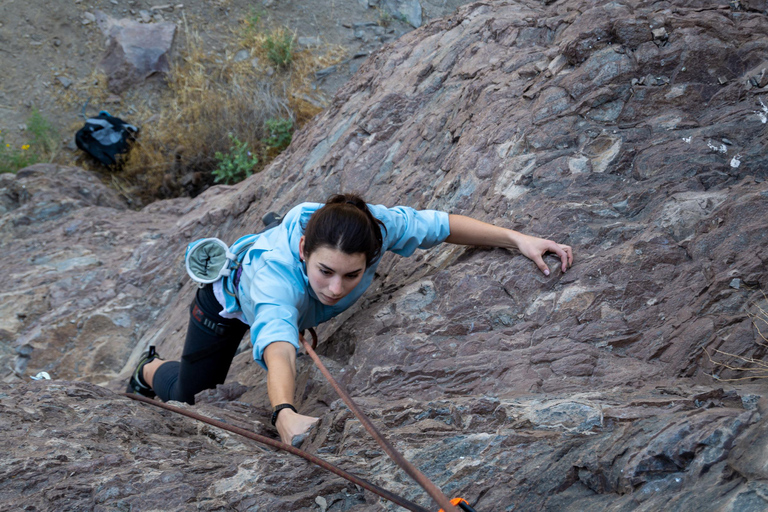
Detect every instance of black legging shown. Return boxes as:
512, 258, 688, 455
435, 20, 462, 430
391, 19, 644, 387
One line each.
152, 284, 249, 404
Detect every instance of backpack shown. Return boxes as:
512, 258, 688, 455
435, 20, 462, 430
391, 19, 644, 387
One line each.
75, 111, 138, 167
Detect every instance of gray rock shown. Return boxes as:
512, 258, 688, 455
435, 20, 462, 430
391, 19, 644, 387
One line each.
381, 0, 422, 28
95, 11, 176, 93
298, 36, 320, 47
233, 49, 250, 62
56, 76, 72, 88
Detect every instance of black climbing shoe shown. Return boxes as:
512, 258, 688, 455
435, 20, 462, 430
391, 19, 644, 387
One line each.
262, 212, 283, 230
126, 346, 159, 398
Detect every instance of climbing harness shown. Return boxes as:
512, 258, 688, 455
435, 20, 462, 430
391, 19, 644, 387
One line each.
123, 330, 475, 512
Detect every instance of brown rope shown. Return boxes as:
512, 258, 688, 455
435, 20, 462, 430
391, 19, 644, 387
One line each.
300, 334, 461, 512
122, 393, 431, 512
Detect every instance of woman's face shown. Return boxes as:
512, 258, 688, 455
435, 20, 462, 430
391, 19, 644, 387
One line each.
300, 237, 367, 306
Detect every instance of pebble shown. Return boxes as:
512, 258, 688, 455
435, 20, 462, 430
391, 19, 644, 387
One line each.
315, 65, 337, 78
234, 49, 250, 62
139, 10, 152, 23
84, 12, 96, 22
729, 278, 741, 290
57, 76, 73, 88
298, 36, 320, 47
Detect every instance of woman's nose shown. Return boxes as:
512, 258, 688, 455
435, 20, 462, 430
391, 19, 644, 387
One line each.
329, 277, 343, 295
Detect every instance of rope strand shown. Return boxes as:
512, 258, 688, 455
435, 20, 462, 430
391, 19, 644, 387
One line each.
299, 334, 461, 512
122, 393, 431, 512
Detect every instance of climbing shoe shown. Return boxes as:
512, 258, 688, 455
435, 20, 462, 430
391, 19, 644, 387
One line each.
126, 346, 160, 398
262, 212, 283, 230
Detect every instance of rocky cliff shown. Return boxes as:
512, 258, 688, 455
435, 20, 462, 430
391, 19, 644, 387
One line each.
2, 0, 768, 510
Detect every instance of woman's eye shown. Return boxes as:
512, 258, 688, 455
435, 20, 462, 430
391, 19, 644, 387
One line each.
321, 269, 332, 276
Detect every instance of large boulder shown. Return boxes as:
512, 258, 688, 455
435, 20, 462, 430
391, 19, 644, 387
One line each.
1, 0, 768, 510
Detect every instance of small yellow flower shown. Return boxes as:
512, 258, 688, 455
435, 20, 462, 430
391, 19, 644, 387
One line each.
22, 144, 30, 150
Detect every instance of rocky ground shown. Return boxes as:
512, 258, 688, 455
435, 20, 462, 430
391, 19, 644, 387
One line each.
2, 0, 768, 510
0, 0, 467, 151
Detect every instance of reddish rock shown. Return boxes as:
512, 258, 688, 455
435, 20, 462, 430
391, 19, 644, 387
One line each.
1, 0, 768, 510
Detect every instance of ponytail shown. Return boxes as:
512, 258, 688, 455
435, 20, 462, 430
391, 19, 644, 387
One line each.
303, 193, 385, 267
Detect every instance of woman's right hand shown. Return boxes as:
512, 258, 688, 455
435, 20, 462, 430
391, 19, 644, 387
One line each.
276, 408, 320, 446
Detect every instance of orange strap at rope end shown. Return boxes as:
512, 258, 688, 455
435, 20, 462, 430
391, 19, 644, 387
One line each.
439, 497, 477, 512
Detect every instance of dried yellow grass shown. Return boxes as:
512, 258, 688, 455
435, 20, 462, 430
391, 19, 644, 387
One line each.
59, 15, 346, 205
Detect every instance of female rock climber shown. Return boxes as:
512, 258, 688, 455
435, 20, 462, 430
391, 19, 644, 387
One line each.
127, 193, 573, 445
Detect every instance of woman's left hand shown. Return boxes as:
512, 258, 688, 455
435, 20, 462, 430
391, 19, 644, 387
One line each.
515, 233, 573, 276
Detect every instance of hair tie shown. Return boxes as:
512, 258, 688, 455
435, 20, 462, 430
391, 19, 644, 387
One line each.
346, 199, 358, 206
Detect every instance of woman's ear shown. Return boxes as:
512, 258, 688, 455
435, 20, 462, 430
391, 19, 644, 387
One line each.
299, 235, 306, 261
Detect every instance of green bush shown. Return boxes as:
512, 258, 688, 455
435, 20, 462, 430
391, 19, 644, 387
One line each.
213, 134, 259, 185
263, 29, 295, 68
243, 7, 264, 36
27, 109, 57, 157
264, 118, 294, 151
0, 110, 57, 174
0, 135, 37, 174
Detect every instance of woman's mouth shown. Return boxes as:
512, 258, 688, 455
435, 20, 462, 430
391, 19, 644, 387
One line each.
321, 293, 341, 304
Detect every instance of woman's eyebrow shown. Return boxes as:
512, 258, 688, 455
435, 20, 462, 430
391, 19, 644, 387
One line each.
319, 263, 364, 274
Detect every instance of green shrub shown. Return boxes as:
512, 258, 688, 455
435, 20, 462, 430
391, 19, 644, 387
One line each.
0, 110, 57, 173
27, 109, 57, 157
213, 134, 259, 184
243, 7, 264, 36
263, 29, 295, 68
0, 134, 37, 174
264, 118, 294, 151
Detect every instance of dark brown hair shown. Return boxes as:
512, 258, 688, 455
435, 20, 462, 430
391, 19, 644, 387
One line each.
303, 193, 385, 267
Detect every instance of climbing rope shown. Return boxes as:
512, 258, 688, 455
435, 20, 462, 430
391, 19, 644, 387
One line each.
123, 331, 464, 512
299, 331, 461, 512
122, 392, 431, 512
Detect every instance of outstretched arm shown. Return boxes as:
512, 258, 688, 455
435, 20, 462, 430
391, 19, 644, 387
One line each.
263, 341, 319, 445
445, 214, 573, 275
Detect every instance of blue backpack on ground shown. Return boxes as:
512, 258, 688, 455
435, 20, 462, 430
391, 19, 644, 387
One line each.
75, 111, 138, 167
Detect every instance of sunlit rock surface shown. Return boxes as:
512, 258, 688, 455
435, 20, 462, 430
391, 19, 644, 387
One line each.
2, 0, 768, 510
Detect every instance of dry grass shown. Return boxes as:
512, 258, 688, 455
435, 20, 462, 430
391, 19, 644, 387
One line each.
706, 292, 768, 381
58, 15, 346, 205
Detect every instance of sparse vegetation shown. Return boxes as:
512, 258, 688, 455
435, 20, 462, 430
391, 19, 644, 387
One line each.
0, 109, 57, 173
377, 8, 394, 28
105, 17, 345, 204
213, 134, 259, 185
264, 117, 294, 153
707, 292, 768, 381
243, 7, 264, 36
263, 28, 296, 68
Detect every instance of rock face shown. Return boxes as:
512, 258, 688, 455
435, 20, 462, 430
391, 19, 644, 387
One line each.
2, 0, 768, 510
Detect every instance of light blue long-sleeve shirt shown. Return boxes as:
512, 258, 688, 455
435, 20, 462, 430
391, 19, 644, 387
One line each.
217, 202, 450, 369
